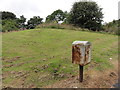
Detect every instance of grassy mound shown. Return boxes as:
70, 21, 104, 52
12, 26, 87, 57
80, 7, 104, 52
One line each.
2, 28, 118, 87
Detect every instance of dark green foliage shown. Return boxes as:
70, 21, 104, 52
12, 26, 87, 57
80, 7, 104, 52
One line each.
1, 11, 16, 20
1, 11, 19, 32
2, 19, 18, 32
0, 23, 2, 32
16, 15, 26, 29
27, 16, 43, 29
0, 13, 1, 31
0, 11, 1, 16
68, 1, 103, 31
46, 9, 67, 23
62, 11, 70, 24
1, 11, 44, 31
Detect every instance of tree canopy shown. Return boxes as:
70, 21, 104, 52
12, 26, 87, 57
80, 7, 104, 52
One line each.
1, 11, 44, 31
1, 11, 18, 32
46, 9, 67, 23
17, 15, 26, 29
68, 1, 103, 31
1, 11, 16, 20
27, 16, 43, 29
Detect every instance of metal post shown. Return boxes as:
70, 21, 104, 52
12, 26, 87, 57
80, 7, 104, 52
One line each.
79, 65, 83, 82
72, 41, 91, 83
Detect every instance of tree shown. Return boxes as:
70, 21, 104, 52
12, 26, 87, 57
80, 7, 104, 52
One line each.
0, 13, 1, 32
1, 11, 19, 32
68, 1, 103, 31
1, 11, 16, 20
17, 15, 26, 29
27, 16, 43, 29
46, 9, 67, 23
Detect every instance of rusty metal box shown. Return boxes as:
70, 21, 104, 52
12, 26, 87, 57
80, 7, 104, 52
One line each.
72, 41, 91, 66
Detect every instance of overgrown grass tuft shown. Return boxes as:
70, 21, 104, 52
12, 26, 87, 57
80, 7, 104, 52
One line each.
35, 23, 89, 31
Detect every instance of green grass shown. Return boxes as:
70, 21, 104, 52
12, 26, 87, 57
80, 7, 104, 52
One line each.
2, 28, 118, 87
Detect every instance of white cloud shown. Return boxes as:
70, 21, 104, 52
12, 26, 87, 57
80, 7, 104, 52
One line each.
94, 0, 119, 22
118, 1, 120, 19
0, 0, 119, 22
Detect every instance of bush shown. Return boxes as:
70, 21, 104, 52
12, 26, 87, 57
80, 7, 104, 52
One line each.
103, 20, 120, 35
2, 20, 18, 32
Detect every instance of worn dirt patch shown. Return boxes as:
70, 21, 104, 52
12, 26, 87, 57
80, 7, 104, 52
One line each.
45, 60, 118, 88
2, 56, 21, 62
3, 62, 24, 68
2, 59, 118, 88
2, 71, 31, 88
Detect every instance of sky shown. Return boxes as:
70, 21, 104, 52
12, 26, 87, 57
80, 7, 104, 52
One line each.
0, 0, 119, 23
